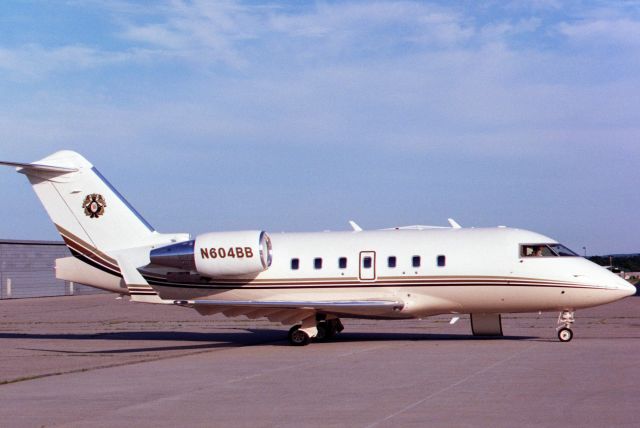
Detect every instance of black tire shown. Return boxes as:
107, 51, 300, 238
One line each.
288, 325, 300, 340
288, 325, 310, 346
558, 327, 573, 342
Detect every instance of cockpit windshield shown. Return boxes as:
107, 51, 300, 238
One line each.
521, 244, 579, 257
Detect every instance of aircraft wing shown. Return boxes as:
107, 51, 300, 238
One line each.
174, 299, 405, 323
112, 245, 405, 320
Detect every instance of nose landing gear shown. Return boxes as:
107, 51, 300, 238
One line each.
557, 310, 575, 342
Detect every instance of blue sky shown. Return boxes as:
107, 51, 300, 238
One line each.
0, 0, 639, 255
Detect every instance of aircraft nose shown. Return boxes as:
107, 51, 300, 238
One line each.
606, 273, 637, 297
621, 280, 637, 297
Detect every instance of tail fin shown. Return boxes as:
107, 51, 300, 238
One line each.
3, 150, 162, 253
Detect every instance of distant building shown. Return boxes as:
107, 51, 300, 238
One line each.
0, 240, 105, 299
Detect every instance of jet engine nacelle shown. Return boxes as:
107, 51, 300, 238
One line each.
150, 230, 272, 277
195, 230, 272, 276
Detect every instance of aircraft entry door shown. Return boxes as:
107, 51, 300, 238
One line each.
359, 251, 376, 281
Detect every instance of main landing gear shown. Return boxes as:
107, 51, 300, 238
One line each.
557, 310, 575, 342
288, 318, 344, 346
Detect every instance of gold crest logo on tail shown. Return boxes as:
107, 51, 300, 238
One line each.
82, 194, 107, 218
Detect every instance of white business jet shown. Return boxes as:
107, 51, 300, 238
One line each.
1, 151, 635, 345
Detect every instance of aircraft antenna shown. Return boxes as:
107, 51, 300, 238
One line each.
448, 218, 462, 229
349, 220, 363, 232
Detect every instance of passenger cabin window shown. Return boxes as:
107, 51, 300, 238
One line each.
338, 257, 347, 269
388, 256, 397, 268
291, 258, 299, 270
437, 255, 446, 267
363, 256, 372, 269
412, 255, 421, 268
314, 258, 323, 269
521, 244, 579, 258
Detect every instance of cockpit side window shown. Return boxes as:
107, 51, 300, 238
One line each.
521, 244, 579, 257
548, 244, 579, 257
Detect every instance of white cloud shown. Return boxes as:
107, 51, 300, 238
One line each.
479, 17, 542, 41
4, 1, 640, 79
1, 0, 640, 159
113, 1, 477, 69
559, 17, 640, 46
0, 44, 134, 79
505, 0, 563, 11
268, 1, 473, 46
123, 24, 189, 50
119, 0, 258, 68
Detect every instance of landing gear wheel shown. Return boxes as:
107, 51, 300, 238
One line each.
558, 327, 573, 342
288, 325, 310, 346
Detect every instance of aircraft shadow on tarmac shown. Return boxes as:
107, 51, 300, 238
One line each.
274, 332, 538, 345
2, 330, 284, 354
0, 330, 537, 354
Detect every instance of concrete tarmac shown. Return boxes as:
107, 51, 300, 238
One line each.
0, 294, 638, 427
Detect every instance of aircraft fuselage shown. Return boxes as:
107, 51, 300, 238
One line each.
143, 227, 633, 318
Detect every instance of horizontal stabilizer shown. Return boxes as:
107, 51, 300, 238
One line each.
0, 160, 78, 174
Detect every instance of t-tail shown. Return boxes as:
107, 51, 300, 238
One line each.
0, 150, 189, 301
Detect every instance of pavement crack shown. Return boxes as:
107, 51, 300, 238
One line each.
364, 342, 539, 428
0, 335, 285, 386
